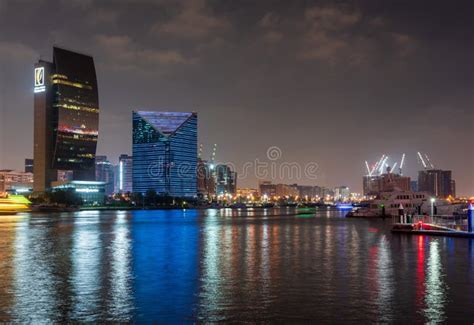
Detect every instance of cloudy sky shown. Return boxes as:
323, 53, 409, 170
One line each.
0, 0, 472, 194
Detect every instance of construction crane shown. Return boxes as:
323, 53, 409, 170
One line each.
390, 162, 398, 173
198, 143, 203, 158
424, 153, 435, 169
370, 154, 385, 176
365, 161, 372, 176
210, 144, 217, 169
379, 156, 389, 175
417, 151, 427, 169
399, 153, 405, 175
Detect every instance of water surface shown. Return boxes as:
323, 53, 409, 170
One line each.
0, 209, 473, 323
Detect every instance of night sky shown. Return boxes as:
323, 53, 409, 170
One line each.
0, 0, 472, 194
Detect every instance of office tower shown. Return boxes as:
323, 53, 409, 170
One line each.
418, 169, 454, 198
132, 111, 197, 197
95, 156, 115, 196
334, 186, 350, 201
33, 47, 99, 192
215, 164, 237, 196
197, 158, 215, 197
24, 159, 34, 173
117, 154, 133, 194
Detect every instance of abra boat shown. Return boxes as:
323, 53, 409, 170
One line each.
0, 193, 30, 215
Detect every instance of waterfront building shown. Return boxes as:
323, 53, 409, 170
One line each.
197, 158, 215, 197
275, 183, 298, 197
320, 187, 334, 200
363, 173, 411, 195
33, 47, 99, 192
236, 188, 258, 198
259, 181, 277, 197
95, 156, 115, 196
297, 185, 321, 198
51, 180, 105, 205
215, 164, 237, 196
334, 186, 350, 201
24, 159, 34, 173
418, 169, 455, 198
132, 111, 197, 197
0, 170, 34, 193
116, 154, 133, 194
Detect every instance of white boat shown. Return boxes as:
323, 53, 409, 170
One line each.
347, 190, 466, 218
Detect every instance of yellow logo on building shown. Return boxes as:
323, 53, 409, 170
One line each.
34, 67, 44, 86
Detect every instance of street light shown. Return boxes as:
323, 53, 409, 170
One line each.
430, 197, 435, 217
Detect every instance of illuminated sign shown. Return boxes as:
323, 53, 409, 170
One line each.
34, 67, 45, 93
76, 188, 99, 193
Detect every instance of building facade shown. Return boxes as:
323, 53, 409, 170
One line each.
33, 47, 99, 192
334, 186, 350, 201
0, 170, 34, 193
95, 155, 115, 196
116, 154, 133, 194
215, 164, 237, 196
24, 159, 34, 173
363, 173, 411, 195
197, 158, 215, 197
418, 169, 455, 198
132, 111, 197, 197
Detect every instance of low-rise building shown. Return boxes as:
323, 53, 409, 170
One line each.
0, 169, 34, 193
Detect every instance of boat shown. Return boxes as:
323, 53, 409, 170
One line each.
0, 193, 30, 215
347, 190, 466, 218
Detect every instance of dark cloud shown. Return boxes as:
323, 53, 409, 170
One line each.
0, 0, 472, 195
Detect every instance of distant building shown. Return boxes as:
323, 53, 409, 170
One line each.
117, 154, 133, 194
33, 47, 99, 192
259, 181, 277, 197
363, 173, 411, 195
275, 183, 298, 197
132, 111, 197, 197
95, 156, 115, 196
237, 188, 258, 197
57, 170, 73, 182
51, 180, 105, 205
215, 164, 237, 196
334, 186, 350, 201
24, 159, 34, 173
197, 158, 215, 197
320, 187, 334, 199
296, 185, 321, 198
418, 169, 454, 198
410, 180, 418, 192
0, 170, 34, 193
450, 180, 456, 198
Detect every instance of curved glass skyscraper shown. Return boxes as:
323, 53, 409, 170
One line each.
33, 47, 99, 192
132, 111, 197, 198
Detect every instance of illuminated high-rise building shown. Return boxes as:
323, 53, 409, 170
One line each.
132, 111, 197, 197
116, 154, 133, 194
215, 164, 237, 196
33, 47, 99, 192
95, 155, 115, 196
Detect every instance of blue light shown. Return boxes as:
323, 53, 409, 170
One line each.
336, 203, 353, 209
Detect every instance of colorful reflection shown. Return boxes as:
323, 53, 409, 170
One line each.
424, 240, 447, 323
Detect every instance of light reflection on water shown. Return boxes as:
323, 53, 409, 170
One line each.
0, 209, 472, 322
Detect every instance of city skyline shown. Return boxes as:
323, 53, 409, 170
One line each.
0, 0, 473, 195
